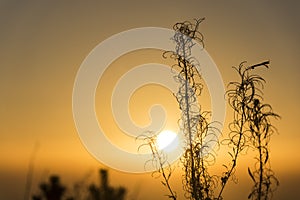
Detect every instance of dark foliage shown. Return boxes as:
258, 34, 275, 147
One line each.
32, 169, 126, 200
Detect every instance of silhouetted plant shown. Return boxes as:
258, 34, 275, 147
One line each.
32, 169, 127, 200
141, 18, 220, 200
244, 63, 279, 200
165, 18, 219, 200
32, 175, 72, 200
138, 132, 177, 200
141, 19, 279, 200
87, 169, 127, 200
217, 61, 267, 199
220, 61, 279, 200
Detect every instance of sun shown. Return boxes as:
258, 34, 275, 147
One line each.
156, 130, 179, 151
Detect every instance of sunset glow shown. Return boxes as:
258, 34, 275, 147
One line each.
1, 1, 299, 200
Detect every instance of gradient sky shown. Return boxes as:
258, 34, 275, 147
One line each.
1, 1, 299, 200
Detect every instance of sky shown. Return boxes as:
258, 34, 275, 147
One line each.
0, 0, 299, 199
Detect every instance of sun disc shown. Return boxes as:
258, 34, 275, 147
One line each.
156, 130, 178, 150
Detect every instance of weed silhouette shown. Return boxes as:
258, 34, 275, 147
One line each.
141, 19, 279, 200
32, 175, 71, 200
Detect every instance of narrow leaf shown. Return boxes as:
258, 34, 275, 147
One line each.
265, 151, 269, 164
248, 167, 255, 182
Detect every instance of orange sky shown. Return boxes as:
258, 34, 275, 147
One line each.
0, 1, 299, 200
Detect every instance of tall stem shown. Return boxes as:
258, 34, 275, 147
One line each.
180, 33, 198, 199
258, 135, 263, 200
217, 105, 246, 199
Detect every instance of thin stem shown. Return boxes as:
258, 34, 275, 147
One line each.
258, 135, 263, 200
158, 150, 177, 200
147, 139, 177, 200
217, 106, 245, 199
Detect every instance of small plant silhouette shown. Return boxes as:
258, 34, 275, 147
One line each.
88, 169, 126, 200
32, 175, 72, 200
